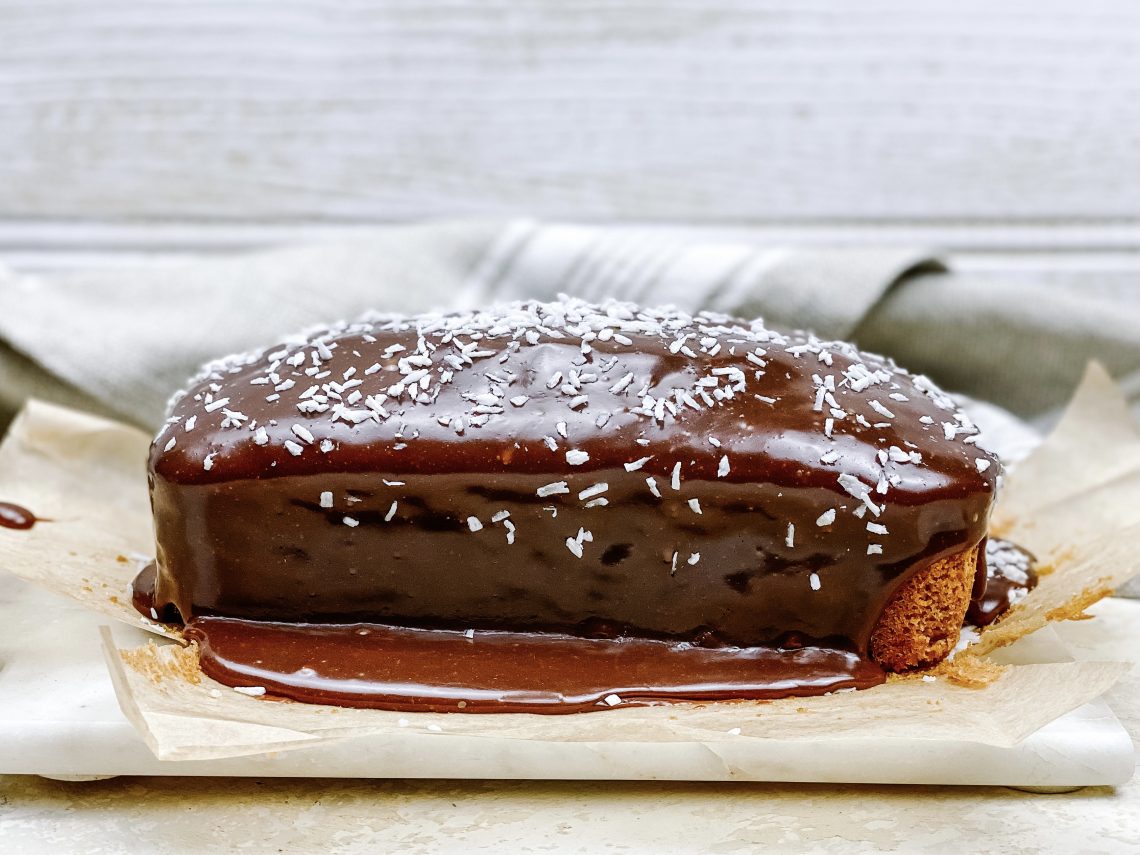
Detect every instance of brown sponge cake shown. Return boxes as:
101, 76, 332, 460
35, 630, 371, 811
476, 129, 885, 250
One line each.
140, 297, 1003, 709
871, 547, 980, 671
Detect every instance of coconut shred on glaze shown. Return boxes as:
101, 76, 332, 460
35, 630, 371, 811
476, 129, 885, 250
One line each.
138, 297, 1004, 712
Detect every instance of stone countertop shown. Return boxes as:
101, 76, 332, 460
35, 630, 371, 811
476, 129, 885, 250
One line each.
1, 599, 1137, 854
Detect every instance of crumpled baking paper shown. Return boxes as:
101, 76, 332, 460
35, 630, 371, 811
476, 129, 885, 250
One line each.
0, 363, 1136, 761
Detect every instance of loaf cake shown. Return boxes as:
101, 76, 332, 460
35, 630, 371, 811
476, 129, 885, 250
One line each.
139, 297, 1017, 711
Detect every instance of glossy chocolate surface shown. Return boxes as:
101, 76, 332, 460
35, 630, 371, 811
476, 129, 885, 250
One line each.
0, 501, 36, 531
185, 617, 884, 713
142, 298, 1001, 709
969, 538, 1038, 627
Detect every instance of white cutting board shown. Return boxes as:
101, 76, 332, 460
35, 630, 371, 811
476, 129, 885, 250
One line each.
0, 573, 1132, 786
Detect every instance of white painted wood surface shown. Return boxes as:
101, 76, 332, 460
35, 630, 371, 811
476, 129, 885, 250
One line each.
2, 221, 1137, 304
1, 0, 1138, 227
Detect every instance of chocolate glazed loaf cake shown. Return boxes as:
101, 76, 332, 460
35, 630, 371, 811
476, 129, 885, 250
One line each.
139, 297, 1021, 712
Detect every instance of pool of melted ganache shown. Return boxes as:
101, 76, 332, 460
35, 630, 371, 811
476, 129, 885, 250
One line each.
130, 539, 1035, 714
132, 564, 882, 713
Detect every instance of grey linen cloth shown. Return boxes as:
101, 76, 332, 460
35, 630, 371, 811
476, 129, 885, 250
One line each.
1, 219, 1138, 435
3, 219, 1139, 599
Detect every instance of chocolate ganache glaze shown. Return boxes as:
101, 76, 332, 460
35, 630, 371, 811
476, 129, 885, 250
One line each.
970, 539, 1038, 627
139, 297, 1001, 712
132, 561, 887, 711
0, 502, 37, 530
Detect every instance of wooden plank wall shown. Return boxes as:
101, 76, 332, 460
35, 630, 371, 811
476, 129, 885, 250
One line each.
0, 0, 1137, 289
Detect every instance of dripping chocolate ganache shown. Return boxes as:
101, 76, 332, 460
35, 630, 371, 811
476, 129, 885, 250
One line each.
138, 297, 1012, 712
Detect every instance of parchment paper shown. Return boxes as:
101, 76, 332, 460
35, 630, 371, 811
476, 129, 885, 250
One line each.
1, 363, 1138, 762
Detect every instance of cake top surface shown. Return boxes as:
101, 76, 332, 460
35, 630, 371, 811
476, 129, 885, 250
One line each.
153, 296, 998, 523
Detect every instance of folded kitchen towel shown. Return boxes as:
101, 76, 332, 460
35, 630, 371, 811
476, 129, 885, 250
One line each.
1, 219, 1138, 435
3, 219, 1139, 599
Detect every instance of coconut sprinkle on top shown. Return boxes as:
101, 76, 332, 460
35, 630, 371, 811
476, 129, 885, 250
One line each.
155, 296, 996, 575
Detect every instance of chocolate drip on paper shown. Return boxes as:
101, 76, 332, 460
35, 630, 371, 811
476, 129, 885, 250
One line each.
0, 502, 37, 531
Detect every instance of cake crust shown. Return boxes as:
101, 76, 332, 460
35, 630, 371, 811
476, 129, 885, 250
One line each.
871, 547, 979, 671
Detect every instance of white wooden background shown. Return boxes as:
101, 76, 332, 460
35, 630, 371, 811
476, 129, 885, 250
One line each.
0, 0, 1137, 291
